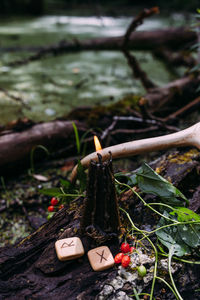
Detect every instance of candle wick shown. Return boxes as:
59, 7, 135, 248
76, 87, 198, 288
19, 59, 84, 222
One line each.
108, 151, 112, 162
97, 153, 103, 165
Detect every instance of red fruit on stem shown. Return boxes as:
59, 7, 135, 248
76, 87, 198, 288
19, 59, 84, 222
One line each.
51, 197, 59, 206
59, 204, 64, 210
121, 255, 130, 268
130, 246, 136, 253
114, 253, 124, 264
121, 242, 131, 253
48, 205, 54, 212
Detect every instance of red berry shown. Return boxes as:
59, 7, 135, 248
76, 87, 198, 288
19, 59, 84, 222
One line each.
114, 253, 124, 264
48, 205, 54, 212
59, 204, 64, 210
130, 246, 136, 253
51, 197, 59, 206
121, 255, 130, 268
121, 243, 131, 253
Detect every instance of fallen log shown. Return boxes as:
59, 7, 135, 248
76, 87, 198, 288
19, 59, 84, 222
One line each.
7, 27, 196, 66
0, 149, 199, 299
0, 120, 87, 175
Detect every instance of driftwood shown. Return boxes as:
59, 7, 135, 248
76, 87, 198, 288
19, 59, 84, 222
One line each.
7, 27, 196, 67
0, 149, 200, 299
0, 120, 87, 174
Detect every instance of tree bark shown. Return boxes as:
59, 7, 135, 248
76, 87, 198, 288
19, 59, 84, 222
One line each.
0, 120, 87, 175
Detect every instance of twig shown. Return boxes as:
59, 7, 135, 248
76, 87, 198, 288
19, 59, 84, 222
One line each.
113, 115, 179, 131
163, 96, 200, 122
122, 7, 159, 90
101, 119, 117, 140
123, 50, 156, 89
113, 115, 157, 124
111, 126, 158, 135
123, 7, 159, 49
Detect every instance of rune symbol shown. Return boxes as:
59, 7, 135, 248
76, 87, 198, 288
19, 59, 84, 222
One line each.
96, 250, 107, 263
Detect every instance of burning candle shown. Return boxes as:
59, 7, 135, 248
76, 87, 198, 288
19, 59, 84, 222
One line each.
94, 135, 102, 152
80, 136, 120, 243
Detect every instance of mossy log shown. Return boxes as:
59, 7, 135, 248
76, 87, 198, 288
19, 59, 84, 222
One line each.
0, 149, 200, 299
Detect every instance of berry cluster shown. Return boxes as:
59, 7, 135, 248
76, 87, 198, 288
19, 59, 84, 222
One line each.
47, 197, 64, 212
114, 242, 135, 268
114, 242, 147, 277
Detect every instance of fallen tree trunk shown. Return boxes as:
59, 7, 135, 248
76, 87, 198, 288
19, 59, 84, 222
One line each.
0, 149, 199, 299
7, 27, 196, 66
0, 120, 87, 174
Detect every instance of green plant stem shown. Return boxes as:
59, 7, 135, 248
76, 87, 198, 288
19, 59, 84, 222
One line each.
133, 288, 140, 300
148, 202, 176, 211
168, 248, 183, 300
60, 193, 84, 198
115, 179, 178, 224
156, 276, 179, 300
120, 207, 158, 300
72, 122, 80, 154
159, 252, 200, 264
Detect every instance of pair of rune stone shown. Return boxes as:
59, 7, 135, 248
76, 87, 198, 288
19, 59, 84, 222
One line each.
55, 237, 114, 271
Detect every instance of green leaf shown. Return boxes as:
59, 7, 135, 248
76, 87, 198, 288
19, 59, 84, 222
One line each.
157, 208, 200, 256
156, 211, 191, 257
39, 187, 62, 197
170, 207, 200, 222
47, 212, 55, 220
136, 163, 188, 206
72, 121, 80, 155
170, 207, 200, 248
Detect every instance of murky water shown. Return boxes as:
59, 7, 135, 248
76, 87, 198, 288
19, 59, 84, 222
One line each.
0, 14, 190, 124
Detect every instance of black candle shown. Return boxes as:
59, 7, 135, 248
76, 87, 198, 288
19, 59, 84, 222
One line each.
80, 151, 121, 243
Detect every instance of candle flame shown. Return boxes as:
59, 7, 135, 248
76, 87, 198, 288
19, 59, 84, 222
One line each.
94, 135, 102, 152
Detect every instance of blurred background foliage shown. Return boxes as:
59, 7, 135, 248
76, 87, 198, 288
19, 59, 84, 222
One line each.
0, 0, 199, 16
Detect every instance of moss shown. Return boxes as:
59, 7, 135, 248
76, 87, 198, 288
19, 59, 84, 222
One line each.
86, 94, 141, 126
167, 149, 200, 165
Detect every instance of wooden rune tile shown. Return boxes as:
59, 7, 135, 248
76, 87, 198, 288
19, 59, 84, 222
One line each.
87, 246, 114, 271
55, 237, 84, 261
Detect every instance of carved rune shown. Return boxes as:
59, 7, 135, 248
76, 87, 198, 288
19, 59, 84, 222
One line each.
96, 250, 107, 263
61, 241, 75, 248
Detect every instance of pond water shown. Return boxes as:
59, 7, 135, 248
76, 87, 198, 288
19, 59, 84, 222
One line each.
0, 14, 191, 125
